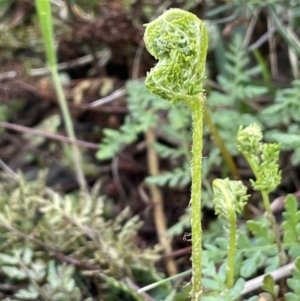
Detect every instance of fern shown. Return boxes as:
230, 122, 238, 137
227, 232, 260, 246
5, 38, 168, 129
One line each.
282, 194, 300, 258
201, 252, 245, 301
261, 274, 279, 300
97, 116, 142, 160
264, 126, 300, 165
145, 163, 190, 188
0, 172, 160, 300
243, 218, 280, 275
210, 34, 268, 107
261, 80, 300, 165
286, 257, 300, 301
97, 80, 196, 189
151, 142, 186, 159
261, 80, 300, 126
207, 34, 266, 155
97, 81, 166, 160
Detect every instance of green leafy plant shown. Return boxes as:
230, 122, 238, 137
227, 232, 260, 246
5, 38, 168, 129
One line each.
237, 123, 286, 267
207, 33, 267, 155
261, 80, 300, 165
137, 123, 300, 300
212, 178, 249, 288
286, 257, 300, 301
144, 8, 208, 300
97, 81, 170, 160
97, 79, 198, 190
0, 171, 160, 300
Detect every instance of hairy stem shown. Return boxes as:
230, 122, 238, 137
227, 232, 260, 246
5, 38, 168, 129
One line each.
243, 153, 286, 266
212, 179, 237, 288
227, 208, 237, 288
261, 191, 286, 266
190, 96, 204, 300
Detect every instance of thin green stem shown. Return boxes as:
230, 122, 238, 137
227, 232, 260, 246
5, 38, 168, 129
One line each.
35, 0, 87, 192
227, 207, 236, 288
243, 153, 286, 267
137, 270, 192, 293
50, 66, 87, 191
190, 96, 204, 301
212, 179, 236, 289
261, 191, 286, 266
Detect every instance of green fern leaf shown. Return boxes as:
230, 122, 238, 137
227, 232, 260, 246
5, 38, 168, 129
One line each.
152, 142, 185, 159
262, 274, 279, 299
286, 257, 300, 301
282, 194, 300, 257
145, 164, 190, 187
246, 219, 275, 245
261, 80, 300, 126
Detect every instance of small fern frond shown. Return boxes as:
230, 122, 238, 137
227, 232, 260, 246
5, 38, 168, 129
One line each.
286, 257, 300, 301
261, 80, 300, 126
211, 33, 268, 107
282, 194, 300, 257
145, 163, 190, 187
152, 142, 185, 159
97, 81, 168, 160
201, 252, 245, 301
96, 116, 141, 160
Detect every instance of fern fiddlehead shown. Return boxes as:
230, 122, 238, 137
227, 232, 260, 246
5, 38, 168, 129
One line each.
212, 178, 249, 288
144, 9, 208, 300
237, 124, 286, 267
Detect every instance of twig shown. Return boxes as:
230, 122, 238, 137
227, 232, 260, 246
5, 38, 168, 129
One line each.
0, 159, 19, 180
241, 262, 295, 295
29, 49, 111, 77
126, 279, 158, 301
90, 77, 145, 107
0, 121, 99, 149
0, 71, 18, 81
145, 129, 178, 276
268, 15, 278, 77
247, 26, 277, 51
242, 9, 260, 49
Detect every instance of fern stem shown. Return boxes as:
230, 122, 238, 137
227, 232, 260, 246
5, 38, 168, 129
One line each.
190, 96, 204, 300
243, 152, 286, 267
212, 179, 236, 288
261, 191, 286, 266
227, 210, 237, 289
